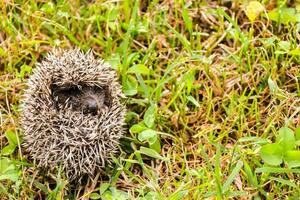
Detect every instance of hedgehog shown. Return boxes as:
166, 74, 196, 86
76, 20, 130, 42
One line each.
21, 49, 126, 181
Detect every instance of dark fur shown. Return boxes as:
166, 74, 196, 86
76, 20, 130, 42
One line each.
51, 84, 111, 115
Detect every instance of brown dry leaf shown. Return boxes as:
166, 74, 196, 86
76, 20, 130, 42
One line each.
157, 34, 170, 49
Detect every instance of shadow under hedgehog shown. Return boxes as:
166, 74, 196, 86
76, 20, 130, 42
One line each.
21, 49, 126, 181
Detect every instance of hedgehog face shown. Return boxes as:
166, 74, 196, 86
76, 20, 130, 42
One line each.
51, 84, 111, 115
21, 49, 126, 180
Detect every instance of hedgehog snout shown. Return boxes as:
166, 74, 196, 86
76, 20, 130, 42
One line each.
82, 96, 99, 115
51, 84, 110, 115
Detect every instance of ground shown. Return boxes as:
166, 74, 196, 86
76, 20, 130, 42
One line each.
1, 0, 300, 199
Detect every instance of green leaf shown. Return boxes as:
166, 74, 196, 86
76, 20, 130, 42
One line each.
150, 139, 161, 153
108, 7, 118, 21
0, 172, 19, 182
100, 183, 110, 195
101, 191, 113, 199
268, 77, 279, 93
278, 41, 290, 52
0, 158, 19, 182
138, 129, 157, 145
276, 127, 295, 152
168, 190, 188, 200
267, 8, 281, 23
295, 127, 300, 140
243, 160, 258, 187
279, 8, 297, 23
285, 150, 300, 168
1, 130, 18, 155
182, 4, 193, 34
238, 136, 269, 144
260, 143, 283, 166
186, 95, 200, 107
41, 2, 55, 13
139, 147, 167, 161
125, 111, 139, 122
109, 187, 128, 200
222, 160, 243, 192
127, 64, 150, 75
167, 23, 191, 51
268, 7, 299, 24
268, 177, 297, 188
130, 123, 148, 134
107, 54, 121, 70
0, 158, 11, 172
0, 47, 6, 56
123, 75, 138, 96
5, 130, 18, 146
1, 144, 16, 155
90, 193, 101, 199
183, 72, 195, 94
32, 180, 48, 193
143, 104, 157, 128
18, 64, 32, 79
143, 191, 162, 200
289, 49, 300, 56
245, 1, 264, 22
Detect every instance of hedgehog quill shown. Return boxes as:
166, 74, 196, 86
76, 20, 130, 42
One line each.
21, 49, 126, 180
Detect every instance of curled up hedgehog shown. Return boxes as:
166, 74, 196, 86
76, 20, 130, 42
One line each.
21, 49, 126, 181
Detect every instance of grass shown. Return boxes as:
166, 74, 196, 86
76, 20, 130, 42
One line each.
1, 0, 300, 199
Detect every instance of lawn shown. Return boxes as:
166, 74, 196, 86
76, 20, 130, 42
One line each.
1, 0, 300, 199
